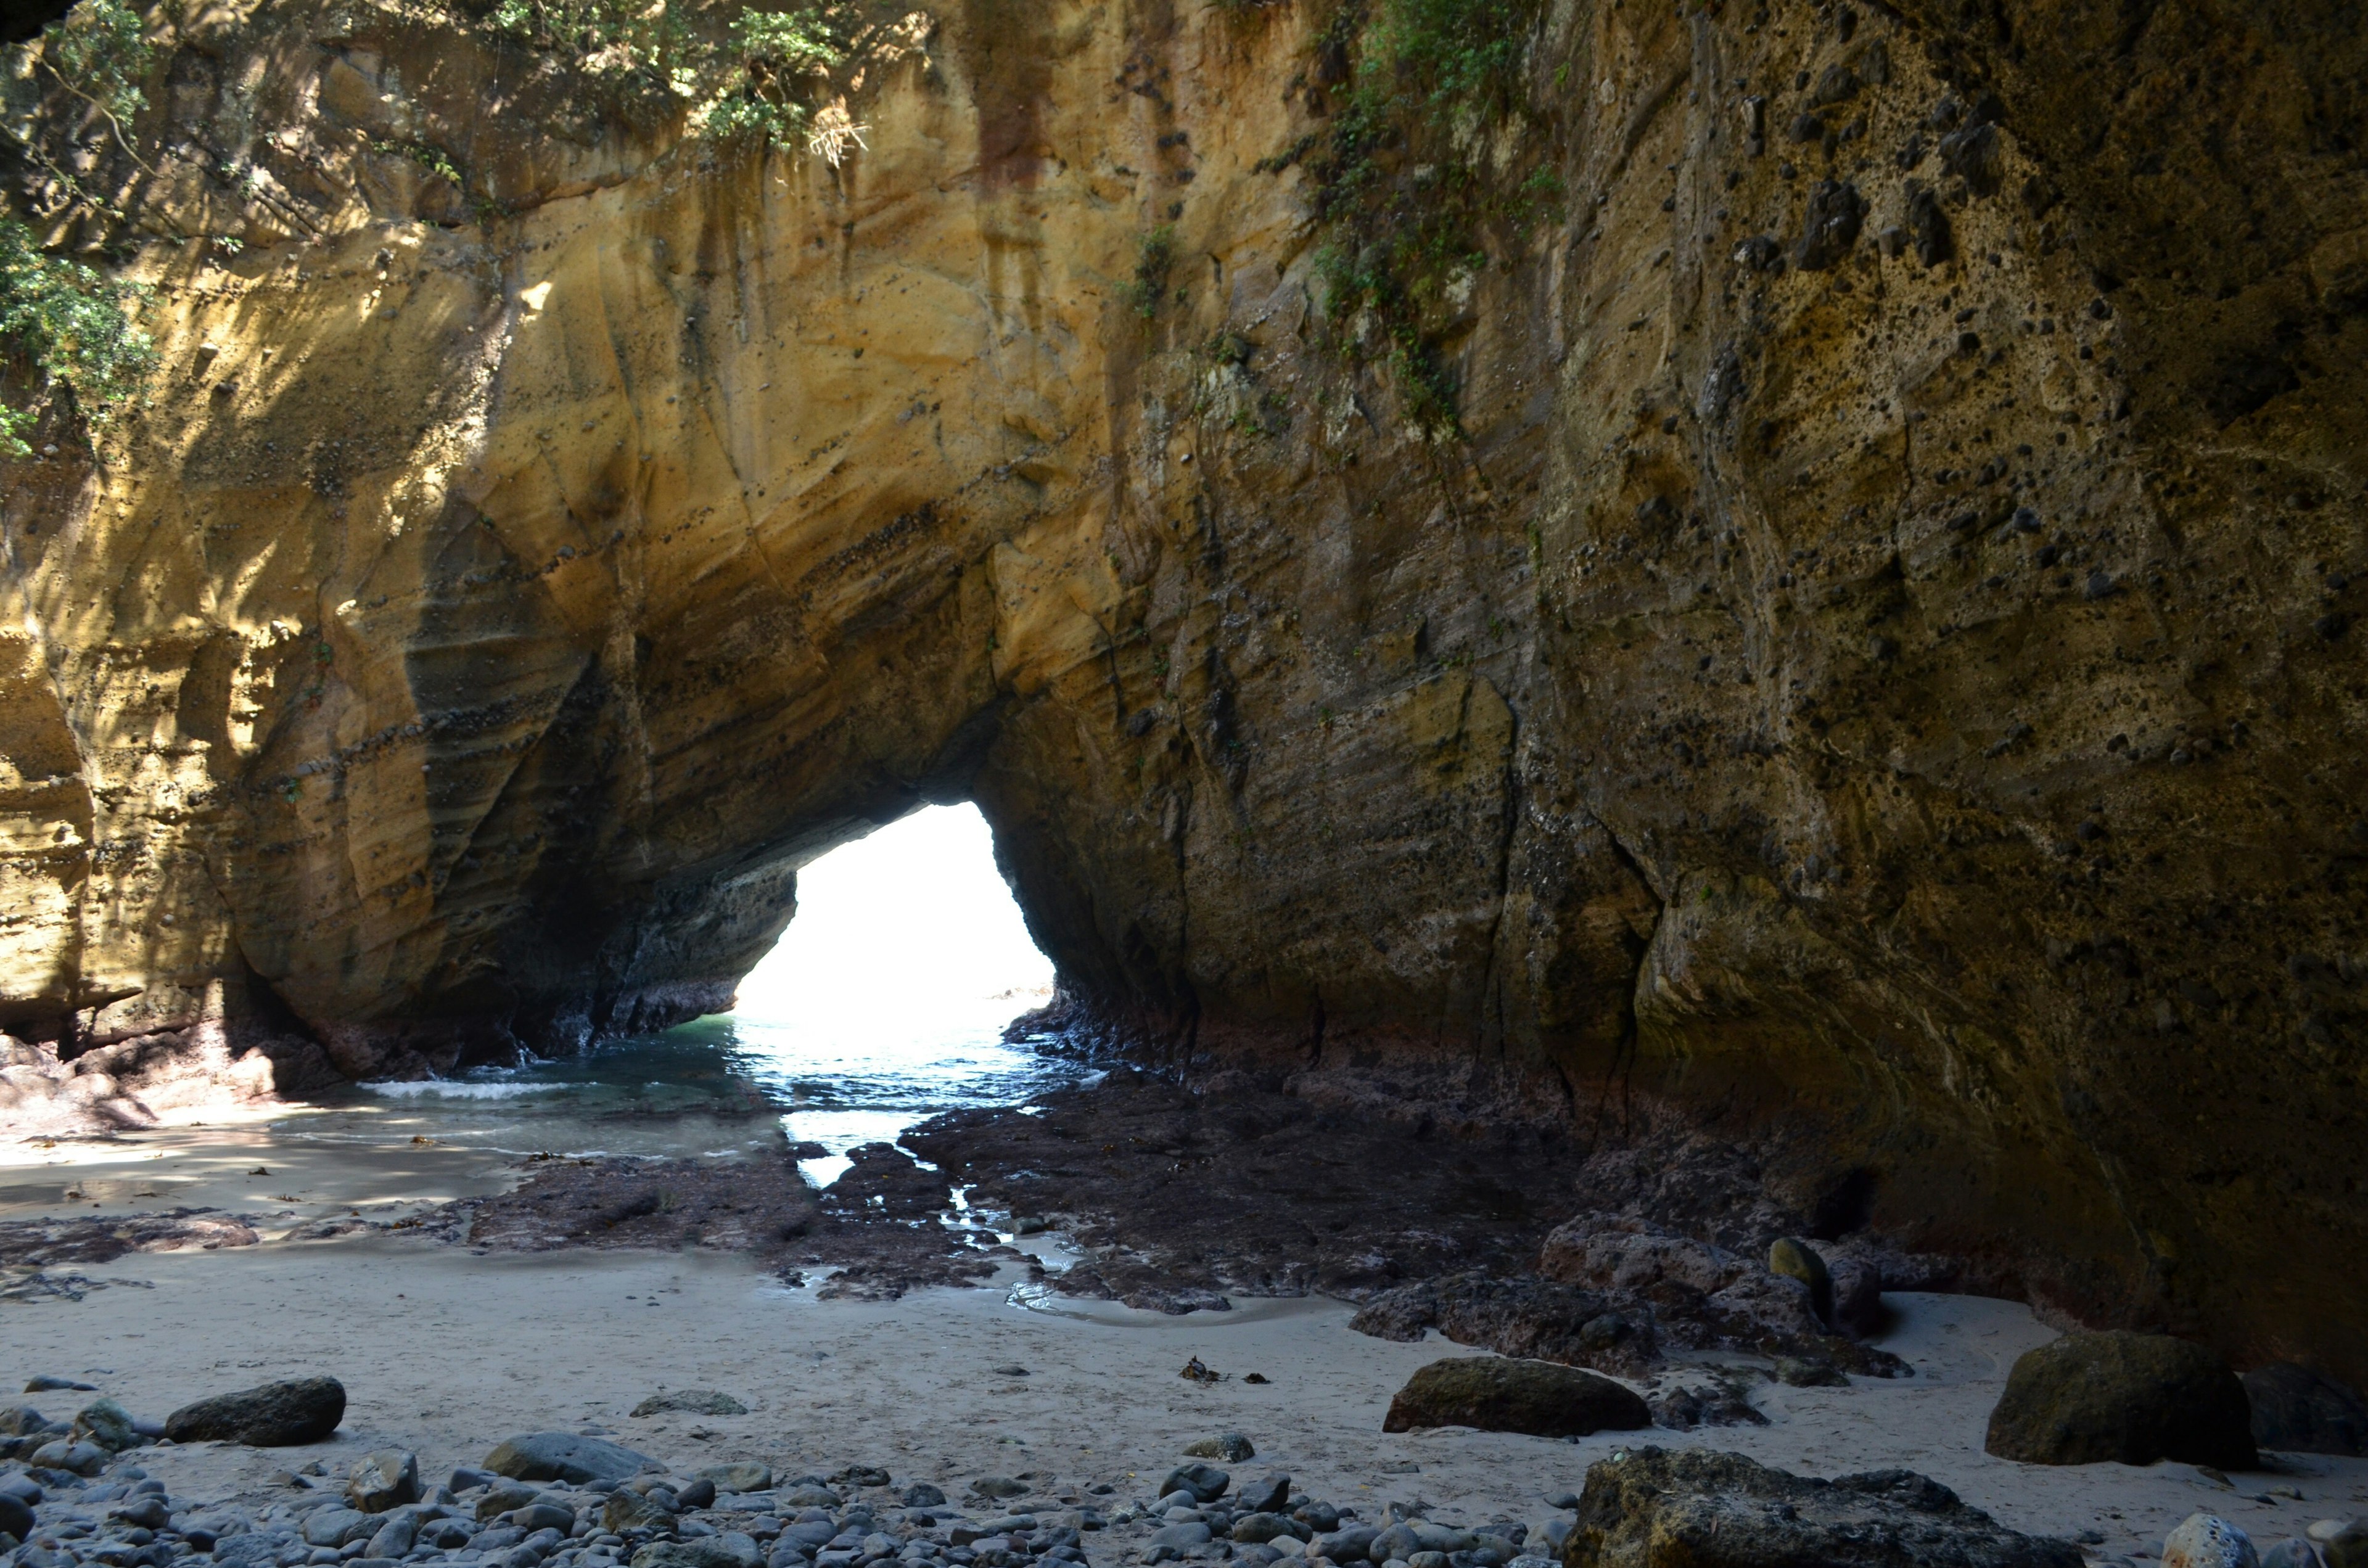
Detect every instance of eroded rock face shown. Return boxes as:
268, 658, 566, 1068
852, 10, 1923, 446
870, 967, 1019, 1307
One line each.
0, 0, 2362, 1379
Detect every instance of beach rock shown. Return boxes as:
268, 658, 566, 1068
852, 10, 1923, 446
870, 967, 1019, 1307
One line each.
2322, 1525, 2368, 1568
2164, 1515, 2259, 1568
903, 1484, 947, 1508
1768, 1239, 1835, 1326
1151, 1524, 1215, 1551
1314, 1527, 1378, 1563
1350, 1274, 1658, 1376
673, 1477, 718, 1509
1383, 1357, 1650, 1439
485, 1433, 660, 1485
781, 1485, 844, 1509
70, 1398, 141, 1453
0, 1492, 32, 1540
1184, 1434, 1256, 1462
367, 1515, 419, 1559
700, 1463, 775, 1493
1238, 1475, 1293, 1514
30, 1439, 106, 1474
165, 1377, 347, 1447
2260, 1541, 2321, 1568
1235, 1515, 1311, 1545
1649, 1382, 1767, 1430
509, 1504, 576, 1533
2243, 1365, 2368, 1456
1984, 1332, 2257, 1467
303, 1510, 377, 1549
1775, 1356, 1849, 1387
23, 1377, 94, 1394
636, 1540, 765, 1568
606, 1491, 676, 1533
0, 1407, 48, 1437
632, 1390, 749, 1418
1159, 1465, 1231, 1504
1561, 1447, 2083, 1568
348, 1450, 420, 1513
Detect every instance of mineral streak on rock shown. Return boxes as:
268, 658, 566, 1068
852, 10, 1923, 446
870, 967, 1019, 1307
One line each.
0, 0, 2364, 1386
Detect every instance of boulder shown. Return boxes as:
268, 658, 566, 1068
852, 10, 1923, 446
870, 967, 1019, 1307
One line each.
348, 1450, 420, 1513
70, 1399, 141, 1453
1768, 1239, 1835, 1327
1984, 1332, 2256, 1467
2323, 1524, 2368, 1568
164, 1377, 346, 1447
1383, 1357, 1650, 1439
484, 1432, 659, 1485
2164, 1515, 2258, 1568
2243, 1364, 2368, 1456
1560, 1447, 2082, 1568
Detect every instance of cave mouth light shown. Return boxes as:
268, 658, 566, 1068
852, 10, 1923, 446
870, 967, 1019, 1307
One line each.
724, 803, 1061, 1180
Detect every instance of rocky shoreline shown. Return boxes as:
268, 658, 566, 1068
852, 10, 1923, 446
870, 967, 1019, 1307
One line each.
2, 1378, 2361, 1568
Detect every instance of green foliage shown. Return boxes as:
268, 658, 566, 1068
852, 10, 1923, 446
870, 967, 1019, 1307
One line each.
1125, 224, 1178, 319
0, 214, 156, 458
373, 138, 464, 187
1301, 0, 1560, 435
483, 0, 844, 149
39, 0, 150, 126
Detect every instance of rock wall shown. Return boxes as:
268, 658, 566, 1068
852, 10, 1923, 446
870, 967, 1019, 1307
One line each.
1, 0, 2362, 1379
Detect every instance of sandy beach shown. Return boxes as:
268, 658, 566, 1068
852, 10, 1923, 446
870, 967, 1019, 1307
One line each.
4, 1123, 2364, 1566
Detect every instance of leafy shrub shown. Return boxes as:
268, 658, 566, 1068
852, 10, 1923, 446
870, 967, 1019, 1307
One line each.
0, 215, 155, 457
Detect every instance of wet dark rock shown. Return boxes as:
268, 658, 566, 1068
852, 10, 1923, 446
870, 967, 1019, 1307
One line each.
484, 1432, 660, 1485
1984, 1331, 2257, 1467
0, 1492, 32, 1540
1382, 1357, 1650, 1438
0, 1210, 260, 1268
1236, 1474, 1292, 1513
2242, 1363, 2368, 1456
1350, 1273, 1658, 1377
165, 1377, 346, 1447
1794, 181, 1868, 269
1809, 64, 1862, 105
1561, 1448, 2082, 1568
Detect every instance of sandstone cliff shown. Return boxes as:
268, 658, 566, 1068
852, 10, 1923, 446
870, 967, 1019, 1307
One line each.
1, 0, 2361, 1381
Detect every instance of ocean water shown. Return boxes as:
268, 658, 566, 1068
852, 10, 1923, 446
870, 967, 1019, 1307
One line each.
280, 804, 1078, 1184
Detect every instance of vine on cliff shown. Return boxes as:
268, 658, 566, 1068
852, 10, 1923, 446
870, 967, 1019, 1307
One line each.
1302, 0, 1560, 435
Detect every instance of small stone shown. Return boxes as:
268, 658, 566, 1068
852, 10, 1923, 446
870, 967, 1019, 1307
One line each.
635, 1543, 763, 1568
992, 1366, 1031, 1378
631, 1392, 748, 1419
903, 1484, 946, 1508
2260, 1541, 2319, 1568
699, 1463, 773, 1493
2165, 1515, 2259, 1568
1381, 1358, 1650, 1439
1148, 1524, 1213, 1552
1182, 1434, 1254, 1463
1236, 1474, 1291, 1514
1157, 1464, 1230, 1504
0, 1493, 32, 1540
23, 1377, 95, 1394
970, 1477, 1030, 1500
779, 1485, 843, 1509
348, 1450, 421, 1513
302, 1509, 376, 1549
165, 1377, 347, 1447
2324, 1524, 2368, 1568
366, 1516, 419, 1559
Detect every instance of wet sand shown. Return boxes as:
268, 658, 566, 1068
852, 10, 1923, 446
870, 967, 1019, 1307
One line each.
4, 1124, 2364, 1562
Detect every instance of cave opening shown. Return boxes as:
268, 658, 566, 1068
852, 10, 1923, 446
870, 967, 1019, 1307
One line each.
719, 802, 1069, 1185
